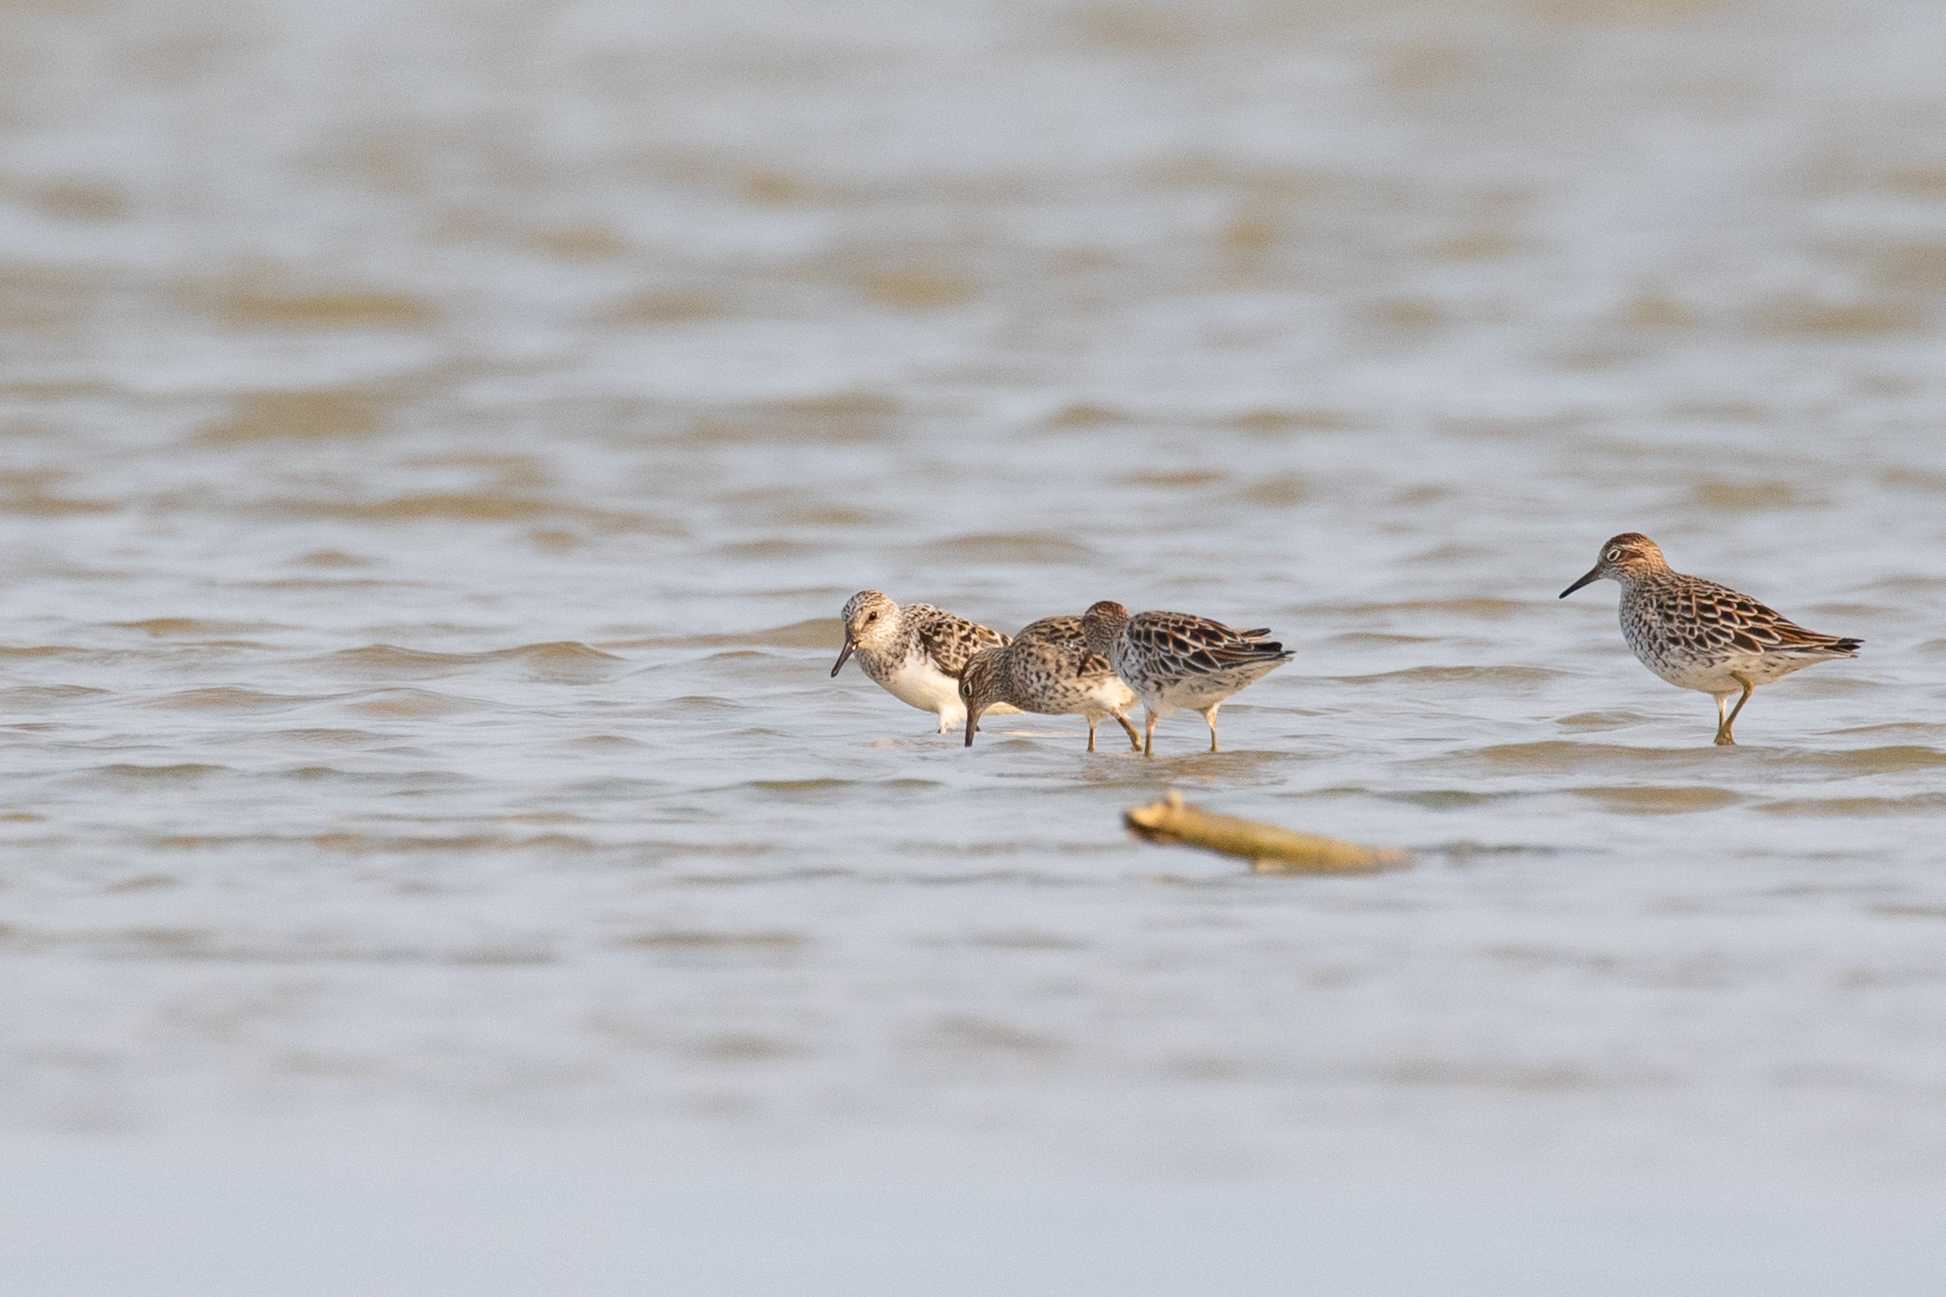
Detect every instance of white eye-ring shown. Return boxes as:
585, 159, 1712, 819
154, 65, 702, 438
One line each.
1605, 548, 1623, 562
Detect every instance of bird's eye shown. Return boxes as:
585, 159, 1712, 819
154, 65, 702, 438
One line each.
866, 612, 878, 622
1605, 548, 1623, 562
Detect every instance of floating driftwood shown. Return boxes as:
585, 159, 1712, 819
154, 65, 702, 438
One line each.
1124, 791, 1412, 874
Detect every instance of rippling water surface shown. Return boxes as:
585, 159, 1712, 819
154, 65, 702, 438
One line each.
5, 0, 1946, 1290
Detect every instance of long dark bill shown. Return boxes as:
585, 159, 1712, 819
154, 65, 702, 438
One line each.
963, 705, 983, 747
1558, 565, 1603, 599
830, 637, 855, 677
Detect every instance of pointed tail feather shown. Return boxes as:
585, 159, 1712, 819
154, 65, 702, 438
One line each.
1778, 635, 1861, 657
1195, 642, 1292, 671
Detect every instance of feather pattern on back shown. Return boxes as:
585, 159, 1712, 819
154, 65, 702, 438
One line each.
1081, 601, 1292, 754
959, 615, 1141, 751
1558, 532, 1861, 744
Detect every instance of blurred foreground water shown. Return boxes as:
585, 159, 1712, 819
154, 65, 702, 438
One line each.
4, 0, 1946, 1291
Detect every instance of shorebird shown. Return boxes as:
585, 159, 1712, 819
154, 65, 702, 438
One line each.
830, 590, 1018, 733
959, 615, 1143, 753
1081, 601, 1292, 756
1559, 533, 1861, 745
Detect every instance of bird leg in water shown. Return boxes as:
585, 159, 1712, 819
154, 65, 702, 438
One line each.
1200, 705, 1221, 753
1715, 671, 1756, 746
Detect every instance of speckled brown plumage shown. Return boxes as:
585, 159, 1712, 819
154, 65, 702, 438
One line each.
1080, 601, 1292, 756
958, 615, 1141, 752
1560, 533, 1861, 745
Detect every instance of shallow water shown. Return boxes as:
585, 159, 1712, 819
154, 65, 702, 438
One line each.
5, 0, 1946, 1289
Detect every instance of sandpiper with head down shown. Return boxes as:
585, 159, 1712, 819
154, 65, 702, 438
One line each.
1081, 601, 1292, 756
1559, 533, 1861, 745
959, 615, 1143, 753
831, 590, 1020, 733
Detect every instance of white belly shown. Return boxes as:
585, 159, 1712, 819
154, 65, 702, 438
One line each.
1125, 661, 1277, 717
876, 658, 1020, 730
880, 658, 968, 719
1080, 675, 1139, 718
1641, 650, 1821, 696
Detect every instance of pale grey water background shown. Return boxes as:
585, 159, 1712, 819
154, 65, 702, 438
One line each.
4, 0, 1946, 1291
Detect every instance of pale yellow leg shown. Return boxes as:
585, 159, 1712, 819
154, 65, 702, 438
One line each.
1143, 711, 1157, 758
1200, 704, 1221, 753
1715, 672, 1755, 746
1085, 718, 1097, 753
1113, 710, 1142, 751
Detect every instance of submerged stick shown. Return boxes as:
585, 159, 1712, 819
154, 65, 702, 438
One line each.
1124, 791, 1412, 874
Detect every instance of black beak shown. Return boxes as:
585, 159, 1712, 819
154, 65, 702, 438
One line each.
1559, 565, 1603, 599
963, 705, 981, 747
830, 636, 854, 677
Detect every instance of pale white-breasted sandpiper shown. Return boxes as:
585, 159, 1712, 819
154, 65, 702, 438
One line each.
831, 590, 1020, 733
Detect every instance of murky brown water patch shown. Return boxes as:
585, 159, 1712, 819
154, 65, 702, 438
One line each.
1234, 472, 1310, 505
342, 689, 487, 717
1869, 903, 1946, 921
310, 642, 622, 683
267, 492, 673, 532
0, 685, 109, 708
601, 287, 734, 326
625, 930, 808, 950
1553, 711, 1649, 732
1378, 789, 1525, 809
605, 621, 837, 650
1378, 1058, 1636, 1093
1688, 480, 1820, 511
0, 266, 103, 334
1459, 742, 1946, 778
1755, 794, 1946, 817
1572, 786, 1743, 815
1124, 468, 1230, 489
1335, 599, 1532, 620
88, 764, 226, 783
0, 469, 118, 515
142, 688, 319, 712
112, 619, 284, 638
152, 831, 598, 854
193, 273, 439, 331
1330, 665, 1572, 688
680, 393, 899, 446
196, 389, 394, 444
925, 532, 1098, 564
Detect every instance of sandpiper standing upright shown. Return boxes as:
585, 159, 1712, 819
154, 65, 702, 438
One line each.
1081, 601, 1292, 757
1559, 533, 1861, 745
